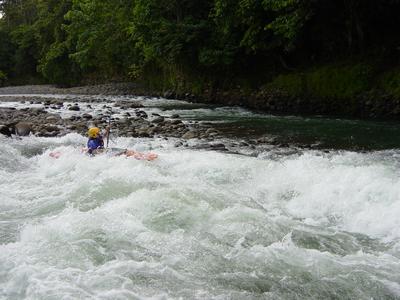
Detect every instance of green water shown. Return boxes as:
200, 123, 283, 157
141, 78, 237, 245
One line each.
167, 103, 400, 150
214, 115, 400, 150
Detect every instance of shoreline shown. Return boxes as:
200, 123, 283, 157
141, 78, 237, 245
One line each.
2, 84, 400, 153
1, 83, 400, 121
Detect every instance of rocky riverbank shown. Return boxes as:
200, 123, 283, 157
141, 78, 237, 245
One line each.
207, 89, 400, 120
0, 95, 220, 140
3, 83, 398, 153
161, 87, 400, 120
2, 82, 400, 122
0, 87, 306, 157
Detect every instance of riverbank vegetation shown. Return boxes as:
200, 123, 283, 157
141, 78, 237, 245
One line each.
0, 0, 399, 116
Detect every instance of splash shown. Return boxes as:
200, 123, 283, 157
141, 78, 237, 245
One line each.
1, 134, 400, 299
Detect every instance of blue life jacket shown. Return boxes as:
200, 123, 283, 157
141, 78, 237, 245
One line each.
87, 136, 104, 151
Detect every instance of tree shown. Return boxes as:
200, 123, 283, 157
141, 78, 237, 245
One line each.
64, 0, 137, 80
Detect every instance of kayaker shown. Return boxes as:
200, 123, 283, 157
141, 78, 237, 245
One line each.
50, 126, 157, 160
85, 126, 157, 160
87, 126, 109, 155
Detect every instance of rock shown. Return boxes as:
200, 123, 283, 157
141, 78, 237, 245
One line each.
15, 122, 32, 136
29, 108, 45, 115
170, 119, 182, 125
136, 111, 148, 118
46, 115, 60, 122
130, 103, 144, 109
0, 124, 14, 137
174, 141, 183, 147
147, 127, 157, 135
44, 125, 59, 132
205, 128, 218, 134
40, 131, 58, 137
181, 131, 197, 139
210, 143, 226, 150
152, 116, 165, 123
69, 105, 80, 111
136, 129, 150, 137
82, 113, 93, 119
171, 114, 180, 118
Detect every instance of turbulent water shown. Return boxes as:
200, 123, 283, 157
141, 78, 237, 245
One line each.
1, 96, 400, 299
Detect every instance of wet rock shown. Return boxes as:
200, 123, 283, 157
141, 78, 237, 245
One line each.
82, 113, 93, 120
40, 130, 58, 137
210, 143, 226, 150
136, 111, 148, 118
136, 129, 150, 137
170, 119, 182, 125
152, 116, 165, 123
205, 128, 218, 135
15, 122, 32, 136
171, 114, 180, 119
147, 127, 157, 135
174, 141, 183, 147
29, 108, 45, 115
129, 103, 144, 109
0, 124, 15, 137
69, 105, 80, 111
66, 125, 76, 130
46, 115, 60, 122
44, 125, 59, 132
181, 131, 197, 139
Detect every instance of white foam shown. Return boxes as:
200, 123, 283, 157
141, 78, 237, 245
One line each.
1, 136, 400, 298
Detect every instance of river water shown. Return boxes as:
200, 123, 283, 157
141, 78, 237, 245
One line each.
1, 95, 400, 299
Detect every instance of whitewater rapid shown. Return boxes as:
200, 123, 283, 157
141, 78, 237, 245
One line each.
1, 134, 400, 299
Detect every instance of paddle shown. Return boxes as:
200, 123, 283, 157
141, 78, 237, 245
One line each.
106, 117, 111, 149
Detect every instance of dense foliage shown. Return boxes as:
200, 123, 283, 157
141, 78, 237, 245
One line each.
0, 0, 399, 91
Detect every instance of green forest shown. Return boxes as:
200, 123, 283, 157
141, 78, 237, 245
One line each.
1, 0, 400, 114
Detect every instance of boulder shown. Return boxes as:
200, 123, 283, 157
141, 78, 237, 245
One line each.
44, 125, 59, 132
0, 124, 14, 137
130, 103, 144, 109
29, 108, 45, 115
170, 119, 182, 125
69, 105, 80, 111
152, 116, 165, 123
15, 122, 32, 136
46, 115, 60, 122
181, 131, 197, 139
82, 113, 93, 119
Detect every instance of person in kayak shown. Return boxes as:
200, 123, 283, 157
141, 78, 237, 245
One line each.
49, 125, 157, 160
87, 126, 109, 155
84, 126, 157, 160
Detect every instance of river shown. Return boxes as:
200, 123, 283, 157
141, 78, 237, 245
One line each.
1, 95, 400, 299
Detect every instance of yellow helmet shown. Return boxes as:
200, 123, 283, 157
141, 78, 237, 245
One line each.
88, 127, 100, 138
